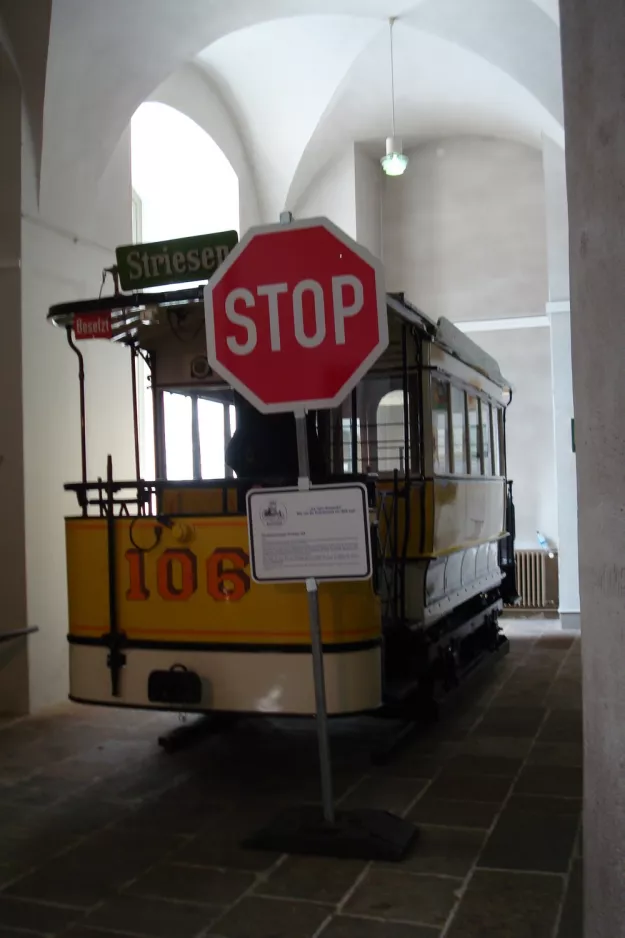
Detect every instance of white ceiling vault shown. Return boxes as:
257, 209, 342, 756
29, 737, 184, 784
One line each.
6, 0, 565, 231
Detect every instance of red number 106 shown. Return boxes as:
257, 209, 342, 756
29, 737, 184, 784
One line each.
125, 547, 251, 603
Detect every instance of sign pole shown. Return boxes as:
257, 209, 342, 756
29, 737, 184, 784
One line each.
210, 212, 418, 860
295, 410, 335, 825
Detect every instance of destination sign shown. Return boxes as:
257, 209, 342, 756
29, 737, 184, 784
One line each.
115, 230, 239, 291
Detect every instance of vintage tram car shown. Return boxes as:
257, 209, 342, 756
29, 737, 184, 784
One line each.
48, 280, 515, 717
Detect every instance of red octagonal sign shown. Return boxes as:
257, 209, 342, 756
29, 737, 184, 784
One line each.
204, 217, 388, 413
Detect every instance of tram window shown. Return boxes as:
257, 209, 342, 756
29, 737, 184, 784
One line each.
342, 417, 362, 472
376, 389, 410, 473
492, 406, 502, 475
431, 376, 450, 474
481, 401, 493, 475
450, 385, 467, 474
198, 400, 237, 479
467, 394, 481, 475
163, 392, 193, 480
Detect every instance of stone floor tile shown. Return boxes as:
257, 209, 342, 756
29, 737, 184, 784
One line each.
456, 736, 533, 759
127, 863, 254, 906
0, 866, 25, 890
36, 797, 131, 839
318, 915, 440, 938
380, 824, 486, 878
557, 858, 583, 938
445, 869, 563, 938
444, 753, 523, 777
209, 896, 331, 938
68, 825, 184, 863
0, 803, 51, 836
5, 863, 118, 910
492, 687, 552, 709
26, 828, 186, 898
170, 805, 282, 872
344, 869, 460, 927
526, 743, 583, 767
0, 774, 85, 809
258, 855, 366, 904
0, 895, 83, 934
478, 800, 579, 873
84, 893, 220, 938
472, 707, 546, 739
0, 929, 51, 938
514, 765, 582, 798
0, 829, 79, 873
425, 769, 512, 803
339, 776, 427, 815
536, 635, 575, 649
121, 793, 227, 837
505, 794, 581, 816
537, 710, 582, 744
373, 754, 448, 780
408, 794, 499, 830
545, 691, 582, 711
61, 928, 145, 938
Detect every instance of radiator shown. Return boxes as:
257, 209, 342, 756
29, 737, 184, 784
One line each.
513, 549, 559, 610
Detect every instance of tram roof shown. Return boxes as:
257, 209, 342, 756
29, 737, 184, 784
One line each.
48, 286, 511, 392
387, 293, 509, 391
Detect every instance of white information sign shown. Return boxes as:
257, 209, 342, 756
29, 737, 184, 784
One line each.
246, 483, 372, 583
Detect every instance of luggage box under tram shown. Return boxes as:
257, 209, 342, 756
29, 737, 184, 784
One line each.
49, 282, 515, 718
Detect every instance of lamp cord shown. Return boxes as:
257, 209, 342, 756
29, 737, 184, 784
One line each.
390, 17, 397, 137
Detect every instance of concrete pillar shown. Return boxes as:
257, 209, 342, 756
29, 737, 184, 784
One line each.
542, 139, 580, 627
560, 1, 625, 934
0, 50, 29, 712
547, 302, 579, 628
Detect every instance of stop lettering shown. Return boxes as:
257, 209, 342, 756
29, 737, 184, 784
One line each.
204, 218, 388, 413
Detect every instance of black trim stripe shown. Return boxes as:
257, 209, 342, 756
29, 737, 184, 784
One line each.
66, 694, 381, 718
68, 635, 381, 655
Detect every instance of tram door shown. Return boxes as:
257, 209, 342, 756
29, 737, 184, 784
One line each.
162, 391, 237, 481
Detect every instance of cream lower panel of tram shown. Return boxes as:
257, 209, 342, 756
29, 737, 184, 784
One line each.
69, 644, 382, 715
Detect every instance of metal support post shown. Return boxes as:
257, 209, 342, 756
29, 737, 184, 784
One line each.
295, 411, 335, 824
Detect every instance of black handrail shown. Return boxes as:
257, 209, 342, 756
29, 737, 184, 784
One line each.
0, 627, 39, 645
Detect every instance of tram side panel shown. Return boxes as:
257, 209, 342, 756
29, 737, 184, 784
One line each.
65, 515, 382, 715
375, 478, 504, 625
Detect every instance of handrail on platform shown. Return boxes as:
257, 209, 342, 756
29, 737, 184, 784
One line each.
0, 627, 39, 645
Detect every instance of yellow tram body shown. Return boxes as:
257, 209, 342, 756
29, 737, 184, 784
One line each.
65, 516, 382, 713
50, 284, 515, 717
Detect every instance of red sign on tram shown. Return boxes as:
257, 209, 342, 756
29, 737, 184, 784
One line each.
204, 217, 388, 413
73, 312, 113, 340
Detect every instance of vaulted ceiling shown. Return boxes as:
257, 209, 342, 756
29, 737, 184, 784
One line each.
1, 0, 565, 231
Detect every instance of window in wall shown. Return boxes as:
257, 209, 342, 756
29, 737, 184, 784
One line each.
131, 102, 240, 474
450, 385, 467, 474
431, 376, 450, 474
481, 401, 493, 475
131, 189, 143, 244
467, 394, 481, 475
492, 405, 501, 475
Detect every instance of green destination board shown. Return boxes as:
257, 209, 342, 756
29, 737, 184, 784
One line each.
115, 230, 239, 291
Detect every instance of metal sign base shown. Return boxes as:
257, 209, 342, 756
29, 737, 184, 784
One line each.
243, 804, 418, 862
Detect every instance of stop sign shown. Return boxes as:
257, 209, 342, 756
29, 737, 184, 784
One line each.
204, 217, 388, 413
